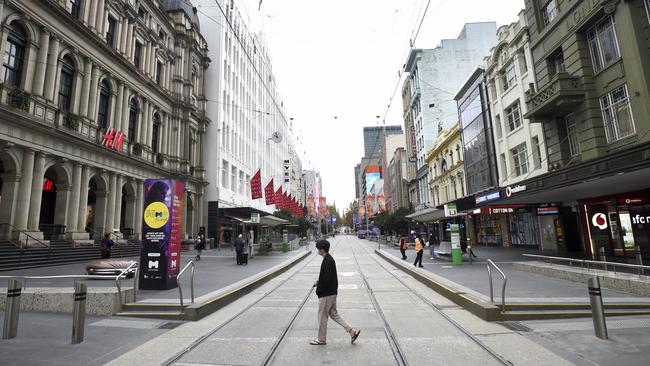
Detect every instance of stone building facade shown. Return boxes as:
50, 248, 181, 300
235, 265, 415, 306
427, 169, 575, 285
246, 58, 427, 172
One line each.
0, 0, 209, 242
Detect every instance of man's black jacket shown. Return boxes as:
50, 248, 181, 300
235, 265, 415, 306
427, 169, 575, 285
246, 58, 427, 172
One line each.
316, 253, 338, 298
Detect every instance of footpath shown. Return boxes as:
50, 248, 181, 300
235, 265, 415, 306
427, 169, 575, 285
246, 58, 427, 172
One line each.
0, 245, 312, 366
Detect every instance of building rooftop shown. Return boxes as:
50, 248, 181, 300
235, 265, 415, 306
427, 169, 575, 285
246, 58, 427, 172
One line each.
161, 0, 200, 29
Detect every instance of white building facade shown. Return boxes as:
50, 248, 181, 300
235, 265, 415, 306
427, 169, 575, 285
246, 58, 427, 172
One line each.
484, 11, 547, 187
403, 22, 497, 208
198, 0, 301, 219
0, 0, 209, 242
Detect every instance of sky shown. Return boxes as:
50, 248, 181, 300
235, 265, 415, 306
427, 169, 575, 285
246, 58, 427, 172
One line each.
221, 0, 526, 211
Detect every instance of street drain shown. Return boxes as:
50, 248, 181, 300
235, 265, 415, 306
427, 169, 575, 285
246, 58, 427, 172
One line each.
158, 322, 185, 330
497, 321, 532, 332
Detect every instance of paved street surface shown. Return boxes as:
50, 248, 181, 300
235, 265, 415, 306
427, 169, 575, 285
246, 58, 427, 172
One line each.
375, 241, 647, 303
2, 246, 309, 302
107, 236, 575, 366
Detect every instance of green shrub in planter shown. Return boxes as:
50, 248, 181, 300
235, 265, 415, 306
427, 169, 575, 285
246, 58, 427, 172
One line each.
8, 88, 30, 111
63, 113, 80, 130
132, 142, 142, 156
156, 153, 165, 165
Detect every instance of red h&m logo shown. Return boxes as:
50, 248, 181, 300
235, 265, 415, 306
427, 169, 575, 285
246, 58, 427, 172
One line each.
102, 128, 125, 152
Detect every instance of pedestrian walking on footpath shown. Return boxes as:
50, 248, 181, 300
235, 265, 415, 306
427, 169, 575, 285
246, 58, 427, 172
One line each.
194, 233, 206, 261
413, 234, 424, 268
234, 234, 244, 265
100, 233, 114, 259
310, 240, 361, 346
399, 235, 408, 260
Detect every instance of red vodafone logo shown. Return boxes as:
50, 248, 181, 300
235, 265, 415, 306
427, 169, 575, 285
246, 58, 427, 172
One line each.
591, 213, 608, 230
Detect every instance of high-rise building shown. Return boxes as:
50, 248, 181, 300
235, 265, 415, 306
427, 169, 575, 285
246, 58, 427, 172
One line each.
381, 134, 406, 213
0, 0, 209, 242
363, 125, 403, 158
354, 164, 361, 199
198, 0, 302, 241
403, 22, 497, 209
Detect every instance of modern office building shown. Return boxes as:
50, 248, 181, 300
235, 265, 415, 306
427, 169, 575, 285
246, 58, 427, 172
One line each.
403, 22, 497, 209
198, 0, 303, 241
0, 0, 209, 242
363, 125, 402, 158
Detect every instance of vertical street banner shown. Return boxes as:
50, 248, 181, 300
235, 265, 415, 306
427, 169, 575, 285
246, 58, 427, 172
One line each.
366, 194, 375, 217
358, 204, 366, 218
251, 169, 263, 199
319, 197, 327, 218
275, 187, 283, 208
139, 179, 184, 290
307, 195, 315, 217
378, 195, 386, 213
264, 179, 275, 205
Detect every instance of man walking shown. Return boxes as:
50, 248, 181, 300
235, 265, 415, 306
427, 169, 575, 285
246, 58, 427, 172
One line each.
413, 234, 424, 268
310, 240, 361, 346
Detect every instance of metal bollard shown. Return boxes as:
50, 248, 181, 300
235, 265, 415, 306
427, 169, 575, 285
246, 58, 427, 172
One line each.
71, 281, 87, 344
635, 246, 644, 276
2, 278, 23, 339
599, 247, 608, 272
587, 277, 608, 339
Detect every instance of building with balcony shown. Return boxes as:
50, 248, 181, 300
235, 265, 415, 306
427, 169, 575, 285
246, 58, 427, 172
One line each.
380, 133, 405, 213
402, 22, 497, 210
387, 147, 409, 213
484, 11, 548, 187
490, 0, 650, 259
0, 0, 209, 242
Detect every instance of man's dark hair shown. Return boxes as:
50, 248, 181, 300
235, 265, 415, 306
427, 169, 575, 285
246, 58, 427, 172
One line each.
316, 239, 330, 252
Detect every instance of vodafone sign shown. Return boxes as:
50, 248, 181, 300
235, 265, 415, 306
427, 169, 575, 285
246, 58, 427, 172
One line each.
591, 213, 608, 230
505, 185, 527, 198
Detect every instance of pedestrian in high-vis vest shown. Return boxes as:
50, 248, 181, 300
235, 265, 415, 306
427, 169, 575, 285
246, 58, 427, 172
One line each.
413, 234, 424, 268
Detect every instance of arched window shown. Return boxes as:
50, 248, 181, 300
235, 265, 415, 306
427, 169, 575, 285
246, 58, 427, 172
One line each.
97, 80, 111, 130
152, 113, 160, 153
2, 22, 27, 86
128, 98, 138, 142
58, 55, 75, 112
69, 0, 82, 19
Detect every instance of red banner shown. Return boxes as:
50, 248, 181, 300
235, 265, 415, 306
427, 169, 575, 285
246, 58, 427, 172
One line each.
264, 179, 275, 205
251, 169, 262, 199
275, 187, 283, 208
307, 195, 315, 217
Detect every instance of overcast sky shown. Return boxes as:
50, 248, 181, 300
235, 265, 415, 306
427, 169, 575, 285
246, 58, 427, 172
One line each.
214, 0, 525, 211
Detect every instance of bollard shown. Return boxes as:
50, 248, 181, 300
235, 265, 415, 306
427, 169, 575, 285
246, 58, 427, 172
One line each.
635, 246, 644, 276
599, 247, 608, 272
71, 281, 87, 344
587, 277, 608, 339
468, 244, 473, 265
2, 278, 23, 339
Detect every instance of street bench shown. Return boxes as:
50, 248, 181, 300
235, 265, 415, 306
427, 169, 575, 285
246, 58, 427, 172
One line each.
437, 241, 452, 256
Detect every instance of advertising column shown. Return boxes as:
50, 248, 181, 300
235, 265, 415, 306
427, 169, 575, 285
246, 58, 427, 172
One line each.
139, 179, 185, 290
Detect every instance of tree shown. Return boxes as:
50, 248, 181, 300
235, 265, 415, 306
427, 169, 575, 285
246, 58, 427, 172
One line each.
342, 209, 354, 227
273, 210, 313, 237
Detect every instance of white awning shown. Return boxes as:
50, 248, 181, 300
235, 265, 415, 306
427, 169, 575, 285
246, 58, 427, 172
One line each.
406, 208, 446, 222
243, 215, 289, 227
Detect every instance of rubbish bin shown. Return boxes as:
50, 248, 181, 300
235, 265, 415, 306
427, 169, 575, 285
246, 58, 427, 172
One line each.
282, 242, 289, 252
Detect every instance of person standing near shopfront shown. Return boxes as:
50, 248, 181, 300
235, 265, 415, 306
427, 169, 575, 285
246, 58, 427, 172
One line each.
234, 234, 244, 265
428, 234, 437, 259
399, 234, 408, 260
413, 234, 424, 268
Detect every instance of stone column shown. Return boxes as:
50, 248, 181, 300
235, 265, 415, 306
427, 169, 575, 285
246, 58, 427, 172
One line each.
139, 99, 148, 144
161, 114, 167, 155
82, 0, 92, 25
66, 162, 82, 233
197, 192, 204, 230
114, 175, 123, 233
27, 152, 46, 232
121, 85, 130, 133
0, 173, 20, 236
14, 149, 35, 231
119, 17, 128, 55
79, 58, 93, 118
126, 22, 134, 59
53, 184, 70, 227
33, 28, 50, 97
76, 165, 90, 232
105, 173, 116, 233
134, 180, 144, 240
114, 82, 124, 131
87, 67, 100, 123
96, 0, 106, 36
88, 0, 98, 30
147, 103, 154, 148
23, 41, 38, 93
71, 72, 83, 115
43, 36, 60, 101
115, 18, 122, 50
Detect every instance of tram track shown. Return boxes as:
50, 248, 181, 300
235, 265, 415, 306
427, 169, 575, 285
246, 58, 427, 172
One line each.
354, 238, 513, 366
162, 242, 331, 366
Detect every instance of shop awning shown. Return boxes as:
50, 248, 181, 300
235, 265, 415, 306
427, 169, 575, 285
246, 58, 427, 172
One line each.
243, 215, 288, 227
220, 207, 270, 220
406, 208, 446, 222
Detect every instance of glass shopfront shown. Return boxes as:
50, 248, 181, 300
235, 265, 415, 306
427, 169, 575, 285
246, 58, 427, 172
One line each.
580, 192, 650, 259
